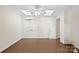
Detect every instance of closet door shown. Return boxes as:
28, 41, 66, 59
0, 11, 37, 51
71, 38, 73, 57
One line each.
23, 18, 38, 38
38, 17, 49, 38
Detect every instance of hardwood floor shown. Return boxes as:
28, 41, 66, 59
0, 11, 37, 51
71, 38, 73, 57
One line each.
2, 38, 74, 53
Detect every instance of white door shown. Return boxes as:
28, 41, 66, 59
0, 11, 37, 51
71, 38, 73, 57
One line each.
23, 18, 39, 38
38, 17, 49, 38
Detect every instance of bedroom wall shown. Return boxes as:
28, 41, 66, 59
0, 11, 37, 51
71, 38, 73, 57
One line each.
58, 6, 79, 47
68, 6, 79, 49
0, 6, 22, 52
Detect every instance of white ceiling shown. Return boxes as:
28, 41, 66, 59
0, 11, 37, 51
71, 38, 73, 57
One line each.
6, 5, 74, 17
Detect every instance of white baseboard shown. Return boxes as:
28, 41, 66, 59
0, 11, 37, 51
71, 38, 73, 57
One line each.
22, 37, 57, 39
0, 38, 22, 53
23, 37, 48, 38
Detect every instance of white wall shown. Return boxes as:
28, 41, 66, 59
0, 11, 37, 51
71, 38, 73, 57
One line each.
64, 10, 74, 44
0, 6, 22, 52
58, 6, 79, 48
23, 16, 56, 39
68, 6, 79, 49
64, 6, 79, 48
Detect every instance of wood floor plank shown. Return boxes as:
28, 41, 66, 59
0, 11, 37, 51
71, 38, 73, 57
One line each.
2, 38, 74, 53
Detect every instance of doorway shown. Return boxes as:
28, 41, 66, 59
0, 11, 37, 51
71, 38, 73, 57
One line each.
56, 18, 60, 39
